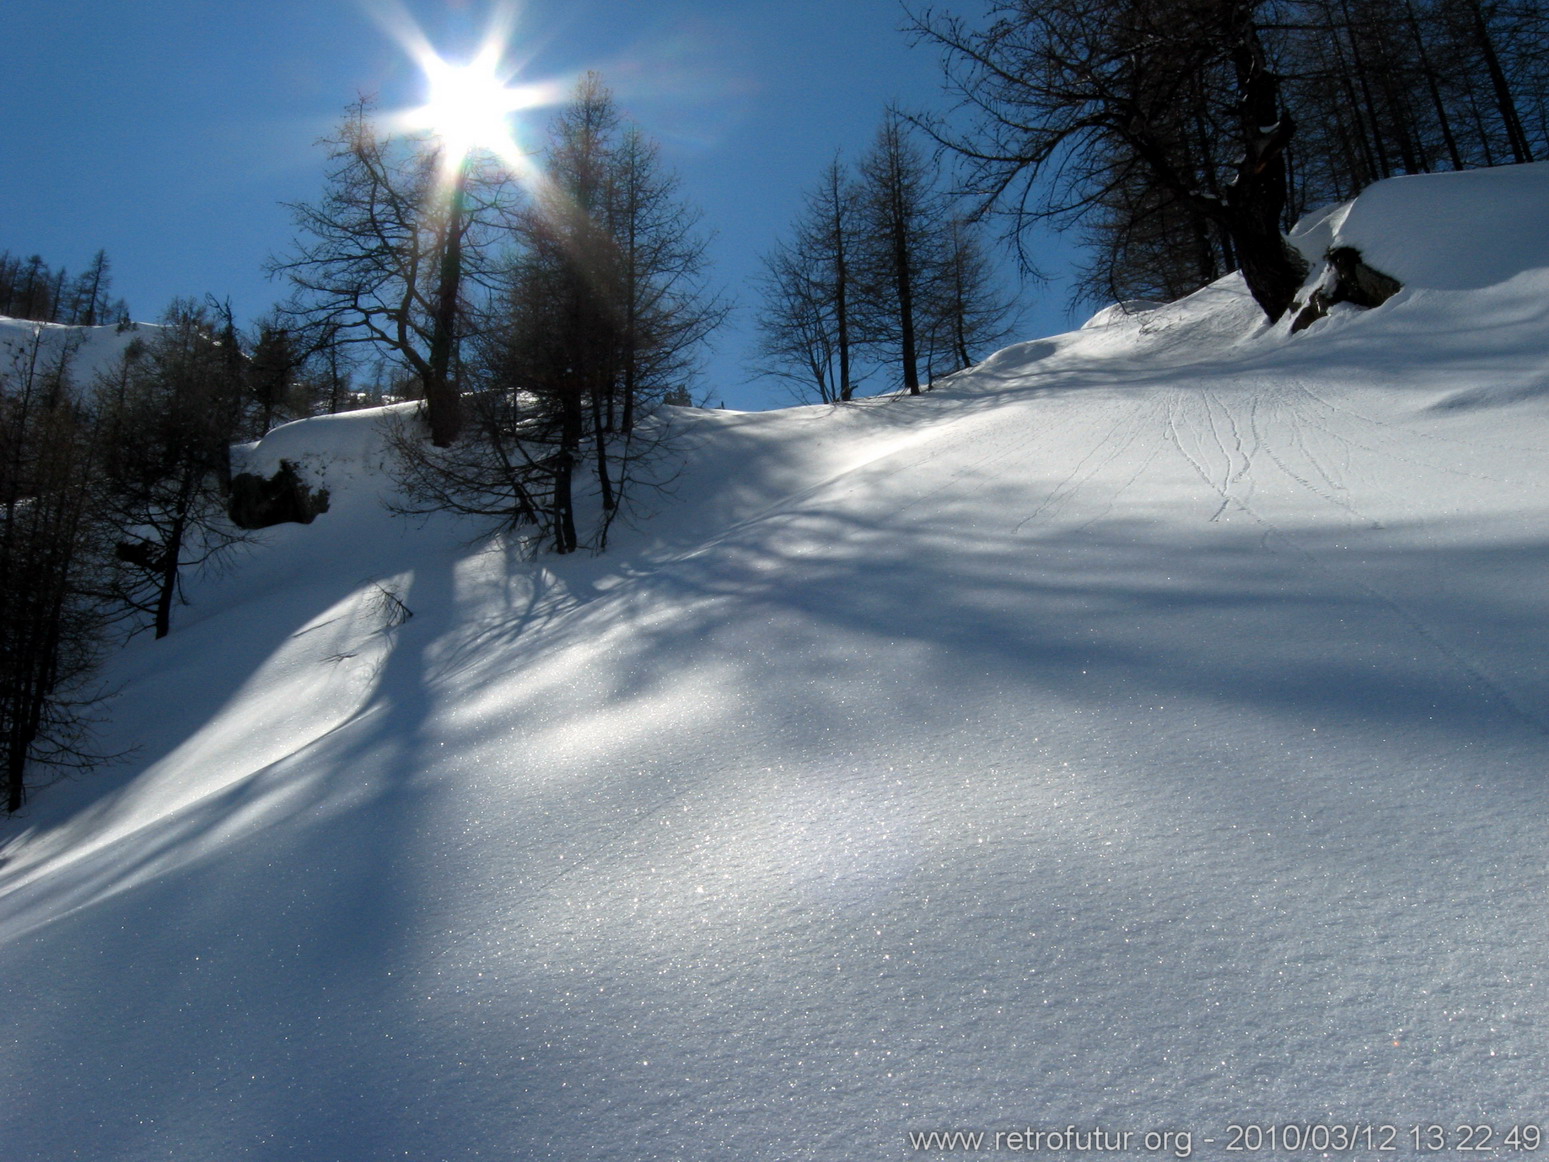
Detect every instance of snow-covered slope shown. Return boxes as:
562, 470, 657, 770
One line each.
4, 165, 1549, 1162
0, 314, 152, 386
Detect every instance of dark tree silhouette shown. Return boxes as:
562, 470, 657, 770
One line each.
909, 0, 1309, 321
273, 99, 515, 447
0, 325, 111, 812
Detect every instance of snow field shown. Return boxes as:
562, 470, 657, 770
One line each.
2, 164, 1549, 1160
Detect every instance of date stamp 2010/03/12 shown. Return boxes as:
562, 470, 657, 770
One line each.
1221, 1122, 1542, 1153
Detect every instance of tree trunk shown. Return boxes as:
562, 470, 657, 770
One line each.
552, 388, 583, 554
1404, 0, 1466, 171
425, 165, 467, 448
832, 181, 855, 402
891, 189, 921, 394
154, 506, 188, 640
1468, 0, 1534, 163
591, 387, 615, 512
1209, 28, 1309, 322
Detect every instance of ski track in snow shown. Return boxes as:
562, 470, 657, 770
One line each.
1139, 373, 1548, 742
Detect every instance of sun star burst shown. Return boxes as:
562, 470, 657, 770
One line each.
370, 2, 559, 182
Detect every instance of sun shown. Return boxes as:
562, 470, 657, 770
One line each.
409, 49, 530, 166
370, 4, 560, 182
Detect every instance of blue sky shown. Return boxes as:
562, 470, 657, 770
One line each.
3, 0, 1078, 410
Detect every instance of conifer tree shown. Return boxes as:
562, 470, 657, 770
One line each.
854, 114, 945, 394
753, 157, 865, 404
400, 74, 722, 553
0, 325, 111, 812
98, 300, 247, 639
923, 218, 1016, 379
274, 98, 515, 447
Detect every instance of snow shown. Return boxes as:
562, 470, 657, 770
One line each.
4, 164, 1549, 1160
1310, 161, 1549, 290
0, 315, 153, 386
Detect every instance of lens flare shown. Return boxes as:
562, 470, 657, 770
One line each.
363, 0, 562, 182
407, 54, 562, 182
417, 52, 519, 157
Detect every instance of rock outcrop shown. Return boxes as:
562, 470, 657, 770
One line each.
1291, 246, 1403, 332
228, 459, 329, 529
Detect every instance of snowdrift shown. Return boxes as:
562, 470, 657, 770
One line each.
1290, 159, 1549, 290
3, 164, 1549, 1162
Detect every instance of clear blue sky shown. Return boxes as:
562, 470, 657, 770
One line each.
2, 0, 1078, 410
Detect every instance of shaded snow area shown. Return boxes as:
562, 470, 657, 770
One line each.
4, 165, 1549, 1161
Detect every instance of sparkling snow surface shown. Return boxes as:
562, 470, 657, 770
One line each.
3, 166, 1549, 1160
